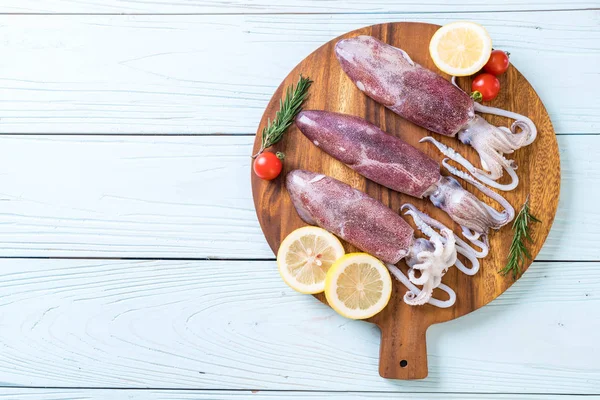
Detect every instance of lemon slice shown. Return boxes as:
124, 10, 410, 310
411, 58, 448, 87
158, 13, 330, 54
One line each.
277, 226, 345, 294
324, 253, 392, 320
429, 21, 492, 76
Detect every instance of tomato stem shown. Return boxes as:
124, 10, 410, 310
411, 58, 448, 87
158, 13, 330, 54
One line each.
276, 152, 286, 161
470, 91, 483, 102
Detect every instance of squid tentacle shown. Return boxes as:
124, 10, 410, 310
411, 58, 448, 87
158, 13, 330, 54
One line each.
401, 211, 457, 306
421, 136, 519, 191
402, 203, 487, 258
442, 158, 516, 224
386, 263, 456, 308
454, 246, 480, 276
451, 75, 459, 88
473, 133, 521, 180
474, 102, 537, 146
439, 228, 457, 261
439, 77, 536, 190
404, 279, 435, 306
462, 226, 489, 254
402, 204, 481, 275
451, 76, 537, 147
462, 227, 480, 241
464, 116, 528, 162
409, 269, 430, 285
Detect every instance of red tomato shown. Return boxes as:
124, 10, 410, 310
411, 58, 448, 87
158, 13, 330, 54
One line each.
471, 73, 500, 102
253, 151, 283, 180
483, 50, 510, 76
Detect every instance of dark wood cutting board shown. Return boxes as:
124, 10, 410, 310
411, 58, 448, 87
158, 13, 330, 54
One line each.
251, 22, 560, 380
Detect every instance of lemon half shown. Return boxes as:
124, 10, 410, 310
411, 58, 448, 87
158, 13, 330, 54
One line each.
429, 21, 492, 76
324, 253, 392, 320
277, 226, 345, 294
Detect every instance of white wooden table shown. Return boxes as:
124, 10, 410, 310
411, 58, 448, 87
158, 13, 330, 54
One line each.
0, 1, 598, 399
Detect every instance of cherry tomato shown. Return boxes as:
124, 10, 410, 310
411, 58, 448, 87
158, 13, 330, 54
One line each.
253, 151, 283, 180
483, 50, 510, 76
471, 73, 500, 102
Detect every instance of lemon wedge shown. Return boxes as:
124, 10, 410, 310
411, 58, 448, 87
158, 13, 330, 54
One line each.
277, 226, 345, 294
324, 253, 392, 320
429, 21, 492, 76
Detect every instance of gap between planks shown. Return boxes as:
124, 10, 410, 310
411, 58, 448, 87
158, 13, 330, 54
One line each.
0, 11, 596, 134
0, 259, 595, 390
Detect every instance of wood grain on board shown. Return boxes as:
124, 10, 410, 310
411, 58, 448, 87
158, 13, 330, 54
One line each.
252, 22, 560, 379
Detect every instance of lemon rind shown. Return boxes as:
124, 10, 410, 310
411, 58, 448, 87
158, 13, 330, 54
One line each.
429, 21, 492, 77
324, 253, 392, 320
277, 226, 345, 294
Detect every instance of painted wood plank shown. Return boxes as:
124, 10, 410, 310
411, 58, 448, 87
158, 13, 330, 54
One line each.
1, 0, 597, 14
0, 258, 597, 392
0, 389, 597, 399
0, 12, 597, 134
0, 134, 594, 260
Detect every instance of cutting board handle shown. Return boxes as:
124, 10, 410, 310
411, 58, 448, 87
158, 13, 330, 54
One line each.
378, 321, 429, 379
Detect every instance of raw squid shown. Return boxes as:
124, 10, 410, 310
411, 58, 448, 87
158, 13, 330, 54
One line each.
286, 169, 458, 306
296, 110, 514, 256
335, 35, 537, 191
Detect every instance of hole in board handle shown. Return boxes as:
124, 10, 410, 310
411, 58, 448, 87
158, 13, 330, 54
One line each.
400, 360, 408, 368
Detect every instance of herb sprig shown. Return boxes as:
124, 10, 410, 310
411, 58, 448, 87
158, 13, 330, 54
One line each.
253, 75, 313, 158
500, 197, 541, 279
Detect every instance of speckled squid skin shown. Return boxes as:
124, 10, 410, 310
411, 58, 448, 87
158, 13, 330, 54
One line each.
296, 110, 440, 198
286, 170, 414, 264
295, 111, 509, 235
335, 35, 475, 137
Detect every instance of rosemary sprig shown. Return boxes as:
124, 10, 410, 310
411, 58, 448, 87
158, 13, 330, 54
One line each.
500, 197, 541, 279
253, 75, 313, 158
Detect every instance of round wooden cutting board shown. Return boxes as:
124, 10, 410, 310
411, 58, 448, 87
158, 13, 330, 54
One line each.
251, 22, 560, 380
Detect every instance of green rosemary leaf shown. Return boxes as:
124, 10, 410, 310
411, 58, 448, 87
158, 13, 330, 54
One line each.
500, 197, 541, 279
254, 75, 313, 158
